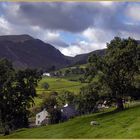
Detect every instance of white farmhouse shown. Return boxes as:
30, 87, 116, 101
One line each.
43, 73, 51, 77
35, 109, 49, 126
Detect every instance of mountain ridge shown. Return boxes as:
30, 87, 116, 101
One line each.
0, 34, 105, 70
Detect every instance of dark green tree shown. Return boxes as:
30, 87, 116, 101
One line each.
41, 82, 49, 90
56, 90, 76, 107
76, 83, 99, 115
0, 59, 15, 135
64, 69, 71, 76
0, 59, 42, 135
41, 92, 61, 124
87, 37, 139, 110
12, 69, 42, 128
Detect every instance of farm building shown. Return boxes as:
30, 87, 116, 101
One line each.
35, 109, 50, 126
35, 104, 78, 126
43, 73, 51, 77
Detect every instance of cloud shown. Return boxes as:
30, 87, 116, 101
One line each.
82, 27, 114, 43
43, 32, 68, 48
0, 15, 43, 38
1, 2, 140, 56
0, 16, 12, 34
2, 2, 94, 32
60, 40, 106, 56
1, 2, 123, 33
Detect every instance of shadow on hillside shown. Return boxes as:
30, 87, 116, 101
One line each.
96, 104, 140, 118
96, 109, 121, 118
15, 129, 25, 133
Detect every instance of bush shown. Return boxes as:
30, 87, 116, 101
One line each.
41, 82, 49, 89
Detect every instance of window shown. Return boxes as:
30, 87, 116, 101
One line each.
38, 115, 40, 118
38, 121, 40, 124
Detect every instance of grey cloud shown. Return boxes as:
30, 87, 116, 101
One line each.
18, 2, 96, 32
46, 38, 69, 48
1, 2, 140, 35
2, 2, 123, 33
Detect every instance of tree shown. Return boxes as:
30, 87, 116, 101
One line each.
41, 82, 49, 90
56, 90, 76, 107
87, 37, 139, 110
64, 69, 71, 76
0, 59, 15, 135
12, 69, 42, 128
41, 92, 57, 109
79, 77, 85, 83
76, 83, 99, 115
41, 92, 61, 124
0, 59, 42, 135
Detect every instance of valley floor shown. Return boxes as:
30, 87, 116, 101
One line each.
2, 103, 140, 139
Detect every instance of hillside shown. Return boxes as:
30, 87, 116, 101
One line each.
71, 49, 106, 65
0, 35, 71, 70
0, 34, 33, 42
0, 34, 105, 70
3, 104, 140, 138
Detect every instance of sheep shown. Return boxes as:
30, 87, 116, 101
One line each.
90, 121, 100, 126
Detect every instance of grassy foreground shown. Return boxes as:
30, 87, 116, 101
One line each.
3, 105, 140, 138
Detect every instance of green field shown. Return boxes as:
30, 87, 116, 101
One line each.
3, 104, 140, 138
34, 77, 86, 106
37, 77, 86, 93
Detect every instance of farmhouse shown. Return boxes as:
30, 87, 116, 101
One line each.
35, 109, 50, 126
43, 73, 51, 77
35, 104, 78, 126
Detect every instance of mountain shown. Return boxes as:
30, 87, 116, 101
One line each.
0, 35, 72, 70
0, 34, 33, 42
71, 49, 106, 65
0, 34, 105, 70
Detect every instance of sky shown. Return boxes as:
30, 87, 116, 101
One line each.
0, 1, 140, 56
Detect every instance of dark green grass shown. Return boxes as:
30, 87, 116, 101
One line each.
3, 104, 140, 138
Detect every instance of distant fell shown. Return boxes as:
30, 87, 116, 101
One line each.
71, 49, 106, 65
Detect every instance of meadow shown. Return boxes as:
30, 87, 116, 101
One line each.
37, 77, 86, 93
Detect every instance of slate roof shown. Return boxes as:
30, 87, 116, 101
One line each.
61, 104, 78, 120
